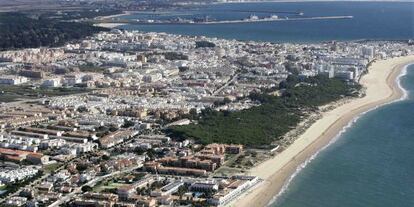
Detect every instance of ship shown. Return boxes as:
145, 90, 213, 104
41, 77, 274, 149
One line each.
248, 14, 259, 20
270, 15, 278, 20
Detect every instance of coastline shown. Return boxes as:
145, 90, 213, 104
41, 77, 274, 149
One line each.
212, 0, 414, 4
94, 23, 127, 29
229, 55, 414, 207
96, 11, 132, 20
94, 11, 133, 28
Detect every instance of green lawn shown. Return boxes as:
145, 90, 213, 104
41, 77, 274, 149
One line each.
0, 93, 27, 102
42, 163, 62, 173
93, 180, 127, 192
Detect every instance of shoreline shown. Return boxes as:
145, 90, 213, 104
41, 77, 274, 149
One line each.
107, 16, 353, 26
212, 0, 414, 4
94, 23, 127, 29
96, 11, 133, 20
229, 55, 414, 207
94, 11, 133, 28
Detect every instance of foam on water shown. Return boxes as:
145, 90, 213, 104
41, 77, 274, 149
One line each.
396, 64, 411, 101
267, 63, 414, 206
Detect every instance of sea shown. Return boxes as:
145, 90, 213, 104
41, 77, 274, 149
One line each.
119, 2, 414, 207
271, 64, 414, 207
119, 1, 414, 43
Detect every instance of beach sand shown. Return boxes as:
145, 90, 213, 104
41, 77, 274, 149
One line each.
94, 23, 127, 29
229, 55, 414, 207
97, 11, 132, 20
94, 11, 133, 28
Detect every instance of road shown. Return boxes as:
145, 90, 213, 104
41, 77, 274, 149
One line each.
212, 74, 239, 96
49, 164, 142, 207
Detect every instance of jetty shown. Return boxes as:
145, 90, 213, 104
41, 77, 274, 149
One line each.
94, 15, 354, 25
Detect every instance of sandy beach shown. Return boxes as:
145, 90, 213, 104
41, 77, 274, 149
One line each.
94, 23, 127, 29
229, 55, 414, 207
94, 11, 134, 28
96, 11, 133, 20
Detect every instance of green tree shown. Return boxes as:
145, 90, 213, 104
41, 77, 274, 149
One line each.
81, 185, 93, 192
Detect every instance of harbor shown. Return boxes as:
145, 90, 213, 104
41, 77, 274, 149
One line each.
94, 14, 354, 26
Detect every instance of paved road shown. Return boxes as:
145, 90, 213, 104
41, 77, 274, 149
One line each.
212, 73, 239, 96
49, 164, 142, 207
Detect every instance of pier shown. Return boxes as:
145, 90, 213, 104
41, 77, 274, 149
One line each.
230, 9, 302, 14
195, 16, 353, 25
94, 15, 354, 26
202, 9, 304, 15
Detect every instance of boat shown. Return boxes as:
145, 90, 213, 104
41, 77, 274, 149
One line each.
248, 14, 259, 20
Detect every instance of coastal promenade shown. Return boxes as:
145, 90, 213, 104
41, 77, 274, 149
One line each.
229, 55, 414, 207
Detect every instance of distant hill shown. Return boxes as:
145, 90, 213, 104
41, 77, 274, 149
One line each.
0, 13, 109, 51
0, 0, 82, 12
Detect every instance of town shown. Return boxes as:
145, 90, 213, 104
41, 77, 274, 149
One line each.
0, 29, 413, 206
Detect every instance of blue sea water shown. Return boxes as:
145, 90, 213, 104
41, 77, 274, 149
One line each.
272, 64, 414, 207
120, 1, 414, 43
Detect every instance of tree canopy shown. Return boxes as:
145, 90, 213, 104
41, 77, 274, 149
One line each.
0, 12, 108, 51
167, 75, 360, 147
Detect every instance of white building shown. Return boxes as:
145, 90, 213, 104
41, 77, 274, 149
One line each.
362, 46, 375, 58
42, 78, 62, 87
0, 75, 28, 85
208, 176, 260, 206
62, 75, 82, 86
0, 166, 40, 184
150, 181, 184, 197
190, 181, 219, 192
5, 197, 28, 207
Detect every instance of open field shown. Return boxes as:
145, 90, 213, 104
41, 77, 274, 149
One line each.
0, 85, 92, 103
